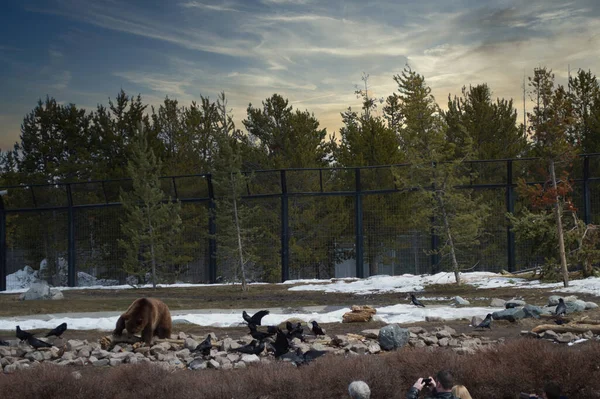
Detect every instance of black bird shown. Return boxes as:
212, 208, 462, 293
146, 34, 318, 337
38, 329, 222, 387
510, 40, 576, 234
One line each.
300, 348, 328, 364
235, 340, 265, 355
242, 310, 270, 326
410, 294, 426, 307
310, 321, 325, 336
266, 325, 278, 335
27, 336, 52, 349
475, 314, 493, 330
16, 326, 34, 342
555, 298, 567, 317
46, 322, 67, 338
194, 334, 212, 356
286, 322, 304, 341
273, 329, 290, 357
554, 318, 567, 325
0, 340, 9, 346
248, 323, 275, 341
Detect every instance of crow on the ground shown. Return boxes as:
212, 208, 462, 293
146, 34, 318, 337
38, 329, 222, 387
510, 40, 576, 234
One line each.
235, 340, 265, 355
475, 314, 493, 330
46, 322, 67, 338
194, 334, 212, 356
247, 323, 275, 341
410, 294, 426, 307
554, 298, 567, 317
273, 328, 290, 357
266, 325, 278, 335
300, 348, 328, 364
0, 340, 9, 346
310, 321, 325, 336
16, 326, 34, 342
27, 336, 52, 349
242, 310, 270, 326
280, 348, 328, 366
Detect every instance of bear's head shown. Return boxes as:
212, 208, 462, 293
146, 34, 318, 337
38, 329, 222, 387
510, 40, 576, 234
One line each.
124, 315, 145, 334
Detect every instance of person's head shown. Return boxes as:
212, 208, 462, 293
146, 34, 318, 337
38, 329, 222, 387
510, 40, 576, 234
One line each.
451, 385, 473, 399
435, 370, 455, 392
348, 380, 371, 399
543, 381, 561, 399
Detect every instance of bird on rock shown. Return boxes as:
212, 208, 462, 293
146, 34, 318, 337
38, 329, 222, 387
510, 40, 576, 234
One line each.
235, 340, 265, 355
27, 336, 53, 349
16, 326, 34, 342
194, 334, 212, 356
555, 298, 567, 317
310, 321, 325, 336
46, 322, 68, 338
475, 314, 493, 330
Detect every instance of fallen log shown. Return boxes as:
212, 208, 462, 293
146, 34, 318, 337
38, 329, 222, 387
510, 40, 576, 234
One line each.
531, 324, 600, 334
343, 305, 377, 323
100, 334, 184, 350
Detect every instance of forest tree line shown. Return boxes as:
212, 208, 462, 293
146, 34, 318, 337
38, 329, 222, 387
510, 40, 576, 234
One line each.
1, 66, 600, 285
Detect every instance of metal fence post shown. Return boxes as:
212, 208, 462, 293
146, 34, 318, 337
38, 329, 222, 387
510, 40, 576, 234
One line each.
207, 174, 217, 283
355, 168, 364, 278
66, 184, 76, 287
280, 170, 290, 282
583, 156, 591, 225
506, 160, 516, 272
0, 195, 5, 292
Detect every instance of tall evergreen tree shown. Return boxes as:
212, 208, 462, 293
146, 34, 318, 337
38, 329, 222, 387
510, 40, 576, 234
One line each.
118, 125, 183, 288
393, 66, 490, 284
569, 69, 600, 152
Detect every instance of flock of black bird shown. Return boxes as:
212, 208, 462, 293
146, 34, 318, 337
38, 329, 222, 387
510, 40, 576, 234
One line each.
3, 323, 69, 349
190, 310, 328, 365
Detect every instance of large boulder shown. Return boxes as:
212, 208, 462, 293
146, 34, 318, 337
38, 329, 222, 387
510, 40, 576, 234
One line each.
378, 324, 410, 351
565, 300, 587, 314
19, 281, 50, 301
492, 308, 526, 322
453, 296, 470, 306
523, 304, 546, 319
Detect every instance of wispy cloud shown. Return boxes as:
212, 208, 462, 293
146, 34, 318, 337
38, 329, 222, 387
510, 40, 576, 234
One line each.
179, 1, 240, 12
50, 70, 71, 90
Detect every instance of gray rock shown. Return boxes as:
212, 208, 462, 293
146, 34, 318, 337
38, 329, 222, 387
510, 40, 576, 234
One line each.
234, 361, 246, 369
490, 298, 506, 307
220, 338, 239, 351
226, 353, 240, 363
505, 299, 527, 308
583, 330, 594, 339
109, 358, 123, 367
331, 335, 349, 347
585, 302, 598, 310
241, 354, 260, 363
492, 308, 526, 322
556, 332, 577, 344
408, 326, 427, 334
25, 351, 44, 362
91, 349, 110, 359
542, 330, 559, 340
188, 359, 207, 370
366, 342, 381, 354
425, 316, 444, 322
19, 281, 51, 301
207, 359, 220, 369
453, 296, 470, 306
548, 295, 578, 306
4, 363, 18, 373
565, 300, 587, 313
66, 340, 85, 351
50, 289, 64, 300
423, 336, 438, 345
361, 329, 380, 339
471, 316, 483, 327
175, 349, 190, 358
379, 324, 410, 351
523, 304, 544, 319
438, 338, 449, 347
93, 359, 110, 367
0, 347, 12, 357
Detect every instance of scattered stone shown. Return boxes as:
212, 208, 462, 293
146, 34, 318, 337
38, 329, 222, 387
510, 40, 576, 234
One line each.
189, 359, 207, 370
585, 302, 598, 310
490, 298, 506, 307
471, 316, 483, 327
425, 316, 444, 322
240, 354, 260, 363
556, 332, 577, 344
505, 299, 526, 308
453, 296, 470, 306
492, 308, 526, 322
565, 300, 587, 314
207, 359, 220, 369
93, 359, 110, 367
378, 324, 410, 351
541, 330, 559, 340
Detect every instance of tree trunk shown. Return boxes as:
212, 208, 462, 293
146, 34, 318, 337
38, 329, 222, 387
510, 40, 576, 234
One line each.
437, 194, 461, 285
147, 207, 157, 289
231, 174, 248, 292
550, 160, 569, 287
532, 323, 600, 334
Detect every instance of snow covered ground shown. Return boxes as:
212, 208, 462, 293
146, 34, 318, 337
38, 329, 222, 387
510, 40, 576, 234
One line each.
2, 267, 600, 331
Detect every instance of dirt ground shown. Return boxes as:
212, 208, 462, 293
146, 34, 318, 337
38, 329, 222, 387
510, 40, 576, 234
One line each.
1, 277, 599, 344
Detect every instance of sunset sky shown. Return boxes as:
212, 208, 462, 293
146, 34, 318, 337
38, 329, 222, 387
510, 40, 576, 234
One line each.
1, 0, 599, 150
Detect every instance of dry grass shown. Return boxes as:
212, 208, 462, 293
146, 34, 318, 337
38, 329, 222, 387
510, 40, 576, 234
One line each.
1, 339, 599, 399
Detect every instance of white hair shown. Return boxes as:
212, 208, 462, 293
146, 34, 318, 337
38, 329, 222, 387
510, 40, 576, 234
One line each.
348, 380, 371, 399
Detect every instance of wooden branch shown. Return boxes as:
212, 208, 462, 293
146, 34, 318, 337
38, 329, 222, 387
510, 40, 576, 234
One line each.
531, 324, 600, 334
100, 334, 184, 350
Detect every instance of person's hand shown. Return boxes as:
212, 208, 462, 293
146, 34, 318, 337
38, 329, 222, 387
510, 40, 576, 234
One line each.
412, 378, 424, 391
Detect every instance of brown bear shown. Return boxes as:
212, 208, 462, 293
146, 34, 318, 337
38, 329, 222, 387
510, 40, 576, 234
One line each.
113, 297, 172, 345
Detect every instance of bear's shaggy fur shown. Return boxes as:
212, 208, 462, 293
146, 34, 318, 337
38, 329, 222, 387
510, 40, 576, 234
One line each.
113, 297, 172, 345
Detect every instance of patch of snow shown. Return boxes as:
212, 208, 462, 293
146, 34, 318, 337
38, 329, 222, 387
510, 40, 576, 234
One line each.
568, 338, 588, 346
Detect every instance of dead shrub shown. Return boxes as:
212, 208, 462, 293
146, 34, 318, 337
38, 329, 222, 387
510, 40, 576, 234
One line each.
1, 339, 599, 399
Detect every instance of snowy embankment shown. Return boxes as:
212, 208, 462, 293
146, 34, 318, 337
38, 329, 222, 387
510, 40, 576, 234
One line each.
2, 266, 600, 331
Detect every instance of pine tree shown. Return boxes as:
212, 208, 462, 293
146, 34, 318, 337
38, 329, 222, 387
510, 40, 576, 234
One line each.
393, 66, 490, 284
118, 124, 182, 288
